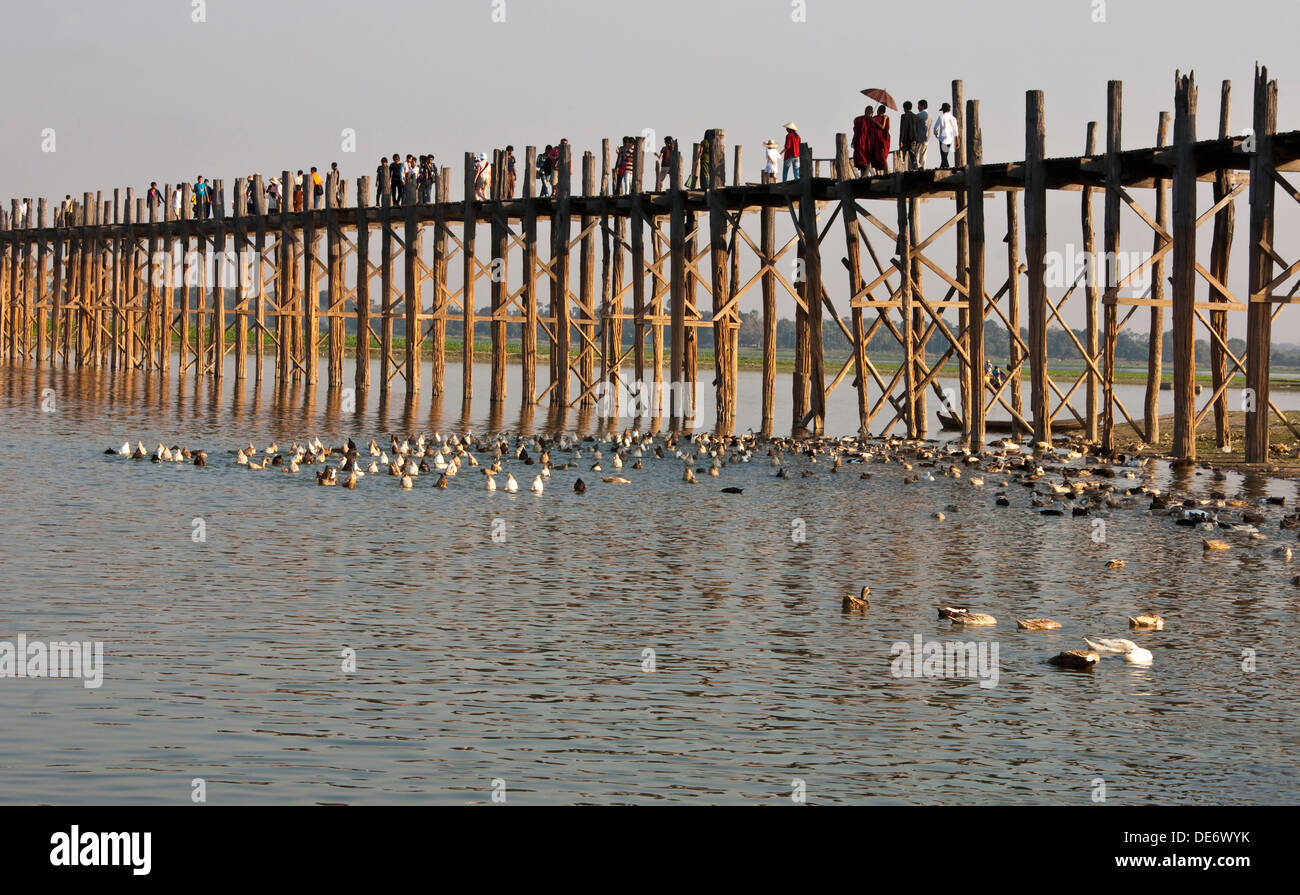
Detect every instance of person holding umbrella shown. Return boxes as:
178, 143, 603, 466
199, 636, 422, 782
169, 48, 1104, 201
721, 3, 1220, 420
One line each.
860, 89, 897, 174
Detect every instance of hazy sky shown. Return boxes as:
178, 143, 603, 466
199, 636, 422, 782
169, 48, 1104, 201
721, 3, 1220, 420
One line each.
2, 0, 1296, 339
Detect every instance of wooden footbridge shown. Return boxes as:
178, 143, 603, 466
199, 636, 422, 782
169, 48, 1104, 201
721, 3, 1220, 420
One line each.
2, 67, 1298, 461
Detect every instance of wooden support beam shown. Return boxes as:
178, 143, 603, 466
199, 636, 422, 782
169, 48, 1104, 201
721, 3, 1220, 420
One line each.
708, 128, 734, 431
1082, 122, 1100, 442
552, 143, 573, 407
1146, 112, 1170, 445
835, 133, 870, 436
302, 178, 319, 386
669, 147, 686, 422
522, 147, 538, 404
966, 100, 987, 447
277, 170, 293, 383
355, 175, 371, 395
1209, 80, 1235, 449
463, 153, 477, 407
760, 185, 776, 436
580, 153, 596, 407
1171, 72, 1198, 459
404, 170, 420, 397
490, 149, 507, 405
378, 164, 393, 395
898, 192, 917, 438
632, 137, 647, 395
1025, 90, 1050, 444
431, 170, 449, 399
1246, 66, 1278, 463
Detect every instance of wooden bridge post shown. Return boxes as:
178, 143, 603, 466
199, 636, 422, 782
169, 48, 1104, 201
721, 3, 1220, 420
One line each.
631, 137, 647, 395
87, 194, 101, 368
1103, 82, 1123, 451
378, 164, 393, 395
835, 134, 870, 436
35, 200, 47, 365
326, 172, 343, 389
462, 153, 477, 407
1146, 113, 1170, 445
431, 168, 450, 399
233, 179, 250, 381
551, 144, 573, 408
211, 180, 226, 381
1209, 80, 1235, 449
708, 128, 734, 432
404, 171, 420, 397
354, 176, 371, 396
953, 80, 970, 428
1171, 72, 1198, 459
966, 100, 987, 448
1025, 90, 1050, 444
194, 191, 207, 377
669, 146, 686, 422
804, 140, 827, 435
521, 147, 538, 404
760, 178, 776, 436
302, 177, 320, 386
277, 170, 293, 383
909, 196, 926, 438
0, 208, 8, 362
898, 192, 917, 438
490, 151, 507, 406
609, 143, 627, 415
1007, 193, 1023, 436
1082, 122, 1100, 442
160, 186, 173, 375
49, 200, 64, 368
583, 152, 598, 408
1245, 66, 1277, 463
252, 175, 267, 383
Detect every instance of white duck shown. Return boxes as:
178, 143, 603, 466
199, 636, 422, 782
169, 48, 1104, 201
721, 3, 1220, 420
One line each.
1084, 637, 1153, 665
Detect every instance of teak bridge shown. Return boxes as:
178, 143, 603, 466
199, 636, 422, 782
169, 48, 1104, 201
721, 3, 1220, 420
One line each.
1, 68, 1298, 461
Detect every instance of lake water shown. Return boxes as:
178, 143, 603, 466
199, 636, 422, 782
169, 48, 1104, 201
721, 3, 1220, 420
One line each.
1, 358, 1298, 804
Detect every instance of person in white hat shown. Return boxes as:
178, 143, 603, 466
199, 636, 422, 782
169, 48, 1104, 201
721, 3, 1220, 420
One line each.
474, 152, 493, 201
762, 139, 781, 184
782, 123, 801, 181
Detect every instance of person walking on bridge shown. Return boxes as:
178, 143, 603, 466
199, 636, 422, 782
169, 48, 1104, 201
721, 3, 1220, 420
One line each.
933, 102, 959, 169
782, 123, 801, 181
762, 139, 780, 184
899, 101, 920, 171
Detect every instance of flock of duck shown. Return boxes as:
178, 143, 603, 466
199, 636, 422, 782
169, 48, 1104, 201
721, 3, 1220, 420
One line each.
107, 428, 1297, 673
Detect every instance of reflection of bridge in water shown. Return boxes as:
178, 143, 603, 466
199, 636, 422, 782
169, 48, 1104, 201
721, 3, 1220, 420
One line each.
2, 68, 1299, 460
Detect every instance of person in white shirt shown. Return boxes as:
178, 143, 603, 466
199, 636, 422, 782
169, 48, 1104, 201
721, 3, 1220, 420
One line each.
762, 139, 781, 184
916, 100, 931, 169
933, 102, 960, 169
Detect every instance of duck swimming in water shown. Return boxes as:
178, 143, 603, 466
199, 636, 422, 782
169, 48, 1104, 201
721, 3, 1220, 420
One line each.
1084, 637, 1153, 665
1049, 649, 1099, 670
1128, 614, 1165, 630
842, 586, 870, 612
573, 478, 586, 494
938, 607, 997, 626
1016, 618, 1062, 631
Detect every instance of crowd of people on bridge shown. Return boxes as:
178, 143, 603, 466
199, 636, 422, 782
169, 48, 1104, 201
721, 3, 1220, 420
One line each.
75, 88, 966, 229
